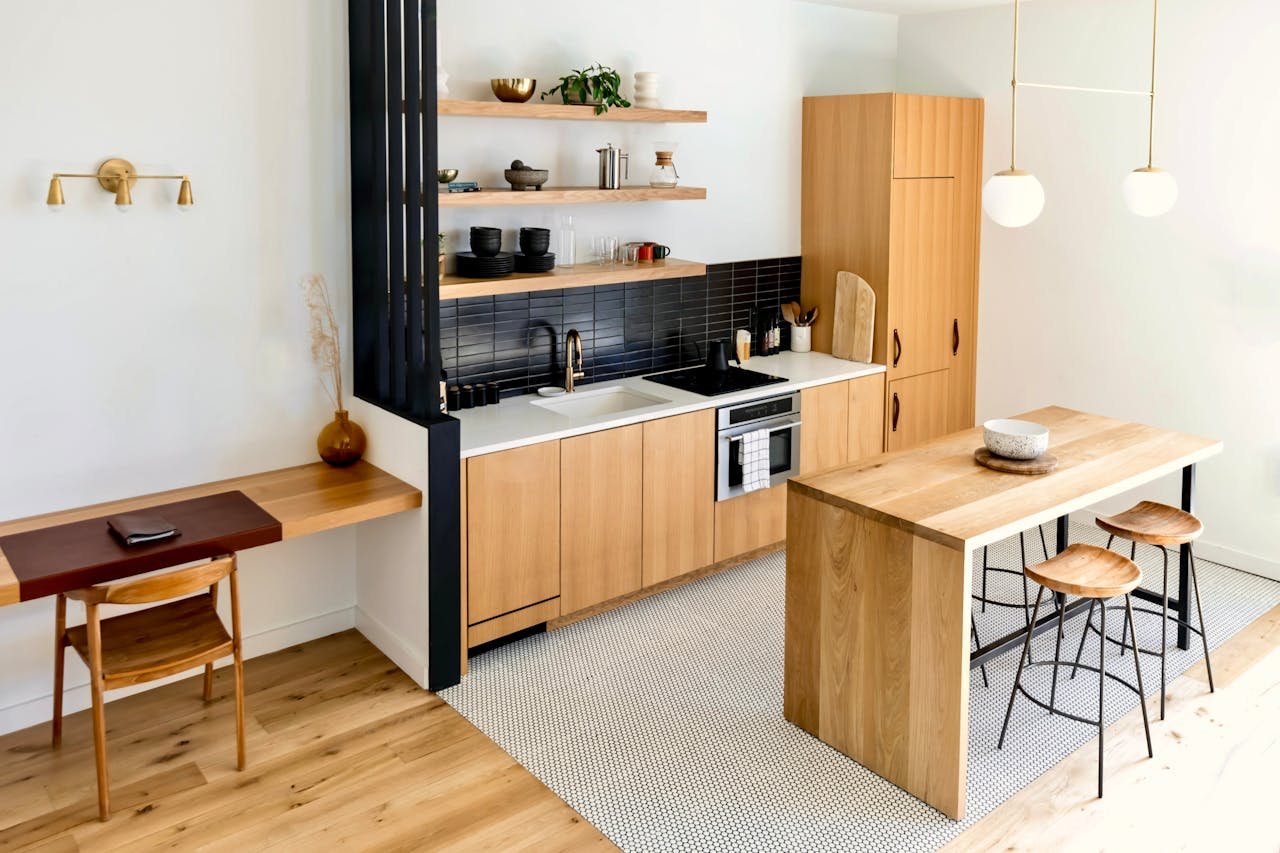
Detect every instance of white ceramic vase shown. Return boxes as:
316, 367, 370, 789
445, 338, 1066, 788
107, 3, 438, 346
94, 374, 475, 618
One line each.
634, 71, 660, 109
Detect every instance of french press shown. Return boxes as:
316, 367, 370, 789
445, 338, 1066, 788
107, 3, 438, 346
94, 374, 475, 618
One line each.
596, 143, 629, 190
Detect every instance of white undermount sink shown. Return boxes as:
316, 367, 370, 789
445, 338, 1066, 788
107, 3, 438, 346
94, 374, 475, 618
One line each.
530, 386, 669, 419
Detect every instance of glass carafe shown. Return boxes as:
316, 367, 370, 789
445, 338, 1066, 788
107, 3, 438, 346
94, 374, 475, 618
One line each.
649, 141, 680, 188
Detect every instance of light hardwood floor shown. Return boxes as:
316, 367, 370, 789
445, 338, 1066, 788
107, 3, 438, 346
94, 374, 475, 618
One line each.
3, 605, 1277, 851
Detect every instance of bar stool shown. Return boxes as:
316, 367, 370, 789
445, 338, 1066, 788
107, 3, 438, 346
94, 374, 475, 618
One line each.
972, 526, 1052, 688
52, 554, 246, 821
998, 544, 1153, 798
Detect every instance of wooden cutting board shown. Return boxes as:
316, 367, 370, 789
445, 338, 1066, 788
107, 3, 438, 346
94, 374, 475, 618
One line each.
974, 448, 1059, 475
832, 271, 874, 363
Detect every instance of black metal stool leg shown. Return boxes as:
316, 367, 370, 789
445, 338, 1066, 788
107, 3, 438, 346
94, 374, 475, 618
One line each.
1019, 534, 1031, 626
972, 620, 988, 688
1098, 598, 1107, 798
1070, 599, 1096, 679
999, 587, 1046, 750
1038, 523, 1050, 562
1119, 540, 1138, 657
1049, 591, 1066, 714
1160, 545, 1170, 720
981, 546, 989, 613
1189, 546, 1215, 693
1125, 594, 1154, 758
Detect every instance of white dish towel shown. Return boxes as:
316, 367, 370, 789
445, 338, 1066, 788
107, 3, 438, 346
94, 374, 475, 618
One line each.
738, 429, 772, 493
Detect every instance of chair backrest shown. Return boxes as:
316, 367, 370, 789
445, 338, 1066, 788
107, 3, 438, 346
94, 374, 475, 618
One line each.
67, 555, 235, 606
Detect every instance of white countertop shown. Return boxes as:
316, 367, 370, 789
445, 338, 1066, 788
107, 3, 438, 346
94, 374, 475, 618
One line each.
456, 352, 886, 458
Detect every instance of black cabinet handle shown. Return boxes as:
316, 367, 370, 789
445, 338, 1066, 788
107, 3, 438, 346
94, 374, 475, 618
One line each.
952, 319, 960, 356
891, 392, 900, 432
892, 329, 902, 367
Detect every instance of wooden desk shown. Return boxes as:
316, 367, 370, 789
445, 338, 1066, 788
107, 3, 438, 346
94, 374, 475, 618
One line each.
783, 406, 1221, 819
0, 461, 422, 606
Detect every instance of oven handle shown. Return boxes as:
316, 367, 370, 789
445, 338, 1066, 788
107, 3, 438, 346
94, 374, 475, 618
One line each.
724, 420, 802, 443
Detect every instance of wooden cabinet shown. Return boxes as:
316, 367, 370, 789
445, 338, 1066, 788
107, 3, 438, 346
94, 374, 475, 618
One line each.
714, 484, 787, 562
799, 382, 850, 474
466, 441, 561, 626
886, 369, 951, 452
642, 410, 715, 587
560, 425, 643, 614
802, 92, 983, 447
848, 372, 886, 462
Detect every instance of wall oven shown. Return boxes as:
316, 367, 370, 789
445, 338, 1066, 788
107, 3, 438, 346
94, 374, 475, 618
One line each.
715, 392, 802, 501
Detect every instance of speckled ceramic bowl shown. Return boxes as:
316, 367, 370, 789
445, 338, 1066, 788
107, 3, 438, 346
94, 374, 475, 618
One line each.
983, 419, 1049, 460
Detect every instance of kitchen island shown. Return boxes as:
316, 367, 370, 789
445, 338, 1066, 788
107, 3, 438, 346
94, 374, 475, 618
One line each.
783, 406, 1221, 819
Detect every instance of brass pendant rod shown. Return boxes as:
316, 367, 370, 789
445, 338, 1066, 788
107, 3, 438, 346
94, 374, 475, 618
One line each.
1009, 0, 1021, 171
1017, 82, 1153, 98
1147, 0, 1159, 168
52, 173, 188, 181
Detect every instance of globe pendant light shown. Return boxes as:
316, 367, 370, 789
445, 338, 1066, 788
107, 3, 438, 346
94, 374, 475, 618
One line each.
982, 0, 1044, 228
1123, 0, 1177, 217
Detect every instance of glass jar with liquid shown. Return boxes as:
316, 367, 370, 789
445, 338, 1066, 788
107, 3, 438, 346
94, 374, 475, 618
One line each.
649, 141, 680, 188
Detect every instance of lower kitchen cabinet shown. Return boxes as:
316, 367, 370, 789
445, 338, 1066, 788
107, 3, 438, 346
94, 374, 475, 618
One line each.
799, 381, 849, 474
848, 372, 886, 461
560, 425, 644, 613
466, 441, 561, 626
713, 483, 787, 562
642, 409, 715, 586
886, 368, 951, 451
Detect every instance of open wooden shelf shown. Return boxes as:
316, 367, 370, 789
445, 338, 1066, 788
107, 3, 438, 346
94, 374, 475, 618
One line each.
438, 186, 706, 208
440, 258, 706, 300
438, 100, 707, 123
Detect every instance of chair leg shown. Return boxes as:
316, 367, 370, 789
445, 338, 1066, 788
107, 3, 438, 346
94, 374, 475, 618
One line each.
1098, 598, 1107, 799
1119, 541, 1138, 657
999, 587, 1045, 750
1189, 546, 1215, 693
85, 605, 110, 821
1125, 594, 1154, 758
229, 563, 246, 772
52, 595, 66, 749
203, 663, 214, 702
1049, 592, 1066, 715
1070, 599, 1096, 679
1160, 545, 1170, 720
972, 620, 988, 688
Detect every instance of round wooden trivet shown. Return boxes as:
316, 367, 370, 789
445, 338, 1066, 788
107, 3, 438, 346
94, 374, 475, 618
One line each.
974, 447, 1059, 475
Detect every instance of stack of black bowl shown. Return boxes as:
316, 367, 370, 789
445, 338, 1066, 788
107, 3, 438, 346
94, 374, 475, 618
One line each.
515, 227, 555, 273
456, 226, 514, 278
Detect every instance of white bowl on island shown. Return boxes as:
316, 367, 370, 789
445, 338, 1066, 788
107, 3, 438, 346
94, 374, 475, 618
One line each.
983, 418, 1049, 460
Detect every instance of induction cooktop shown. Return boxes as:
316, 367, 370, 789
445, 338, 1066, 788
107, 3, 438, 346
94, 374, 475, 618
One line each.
642, 365, 787, 397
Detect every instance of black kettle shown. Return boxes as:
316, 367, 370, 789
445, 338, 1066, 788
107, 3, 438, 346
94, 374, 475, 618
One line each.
706, 339, 739, 372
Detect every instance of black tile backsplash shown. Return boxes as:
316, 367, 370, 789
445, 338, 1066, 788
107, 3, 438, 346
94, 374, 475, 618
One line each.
440, 256, 802, 396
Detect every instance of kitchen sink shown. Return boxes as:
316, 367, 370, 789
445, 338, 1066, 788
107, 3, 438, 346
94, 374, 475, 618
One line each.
530, 386, 669, 419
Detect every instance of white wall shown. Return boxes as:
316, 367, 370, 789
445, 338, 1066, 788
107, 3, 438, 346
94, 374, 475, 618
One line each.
437, 0, 899, 264
0, 0, 361, 733
898, 0, 1280, 576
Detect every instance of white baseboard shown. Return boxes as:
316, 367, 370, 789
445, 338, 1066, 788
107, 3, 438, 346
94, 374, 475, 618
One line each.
355, 606, 429, 689
1070, 510, 1280, 582
0, 606, 356, 737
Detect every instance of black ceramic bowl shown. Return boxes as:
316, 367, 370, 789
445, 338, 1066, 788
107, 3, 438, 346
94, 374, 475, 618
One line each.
469, 227, 502, 257
518, 227, 551, 256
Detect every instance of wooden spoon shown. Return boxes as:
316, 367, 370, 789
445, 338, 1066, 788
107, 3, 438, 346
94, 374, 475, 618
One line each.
788, 302, 803, 324
802, 306, 818, 326
781, 303, 797, 325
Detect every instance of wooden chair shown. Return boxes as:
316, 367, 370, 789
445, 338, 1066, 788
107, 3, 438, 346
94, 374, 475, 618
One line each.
51, 554, 245, 821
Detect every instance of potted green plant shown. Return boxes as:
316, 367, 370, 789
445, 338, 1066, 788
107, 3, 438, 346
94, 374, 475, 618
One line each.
541, 64, 631, 115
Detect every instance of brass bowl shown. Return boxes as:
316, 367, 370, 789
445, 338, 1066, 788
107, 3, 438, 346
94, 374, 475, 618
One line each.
437, 168, 458, 184
491, 78, 536, 103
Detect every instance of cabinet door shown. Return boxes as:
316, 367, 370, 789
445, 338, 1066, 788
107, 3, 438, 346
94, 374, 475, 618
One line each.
886, 369, 951, 452
714, 483, 787, 563
893, 93, 967, 178
561, 425, 643, 614
848, 372, 886, 462
888, 178, 955, 381
947, 99, 984, 433
467, 441, 561, 625
799, 382, 850, 474
643, 410, 715, 586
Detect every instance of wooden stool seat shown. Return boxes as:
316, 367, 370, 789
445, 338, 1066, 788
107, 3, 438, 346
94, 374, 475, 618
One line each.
1095, 500, 1202, 546
1024, 544, 1140, 599
65, 596, 232, 690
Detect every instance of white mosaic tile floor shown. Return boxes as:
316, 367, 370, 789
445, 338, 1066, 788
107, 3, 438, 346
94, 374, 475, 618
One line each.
442, 524, 1280, 852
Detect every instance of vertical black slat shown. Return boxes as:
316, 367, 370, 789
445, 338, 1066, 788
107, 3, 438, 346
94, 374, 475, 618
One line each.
427, 415, 462, 689
372, 0, 390, 398
403, 0, 424, 416
1177, 464, 1195, 649
347, 0, 378, 400
386, 0, 406, 407
421, 0, 441, 418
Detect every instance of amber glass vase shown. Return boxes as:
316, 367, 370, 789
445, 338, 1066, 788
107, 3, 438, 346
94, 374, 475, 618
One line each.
317, 409, 366, 467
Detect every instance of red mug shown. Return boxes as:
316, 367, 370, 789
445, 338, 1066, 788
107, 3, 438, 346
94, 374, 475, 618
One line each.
637, 244, 653, 263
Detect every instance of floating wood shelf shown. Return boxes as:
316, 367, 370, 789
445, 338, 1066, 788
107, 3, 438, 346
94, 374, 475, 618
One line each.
438, 100, 707, 123
438, 186, 706, 208
440, 258, 706, 300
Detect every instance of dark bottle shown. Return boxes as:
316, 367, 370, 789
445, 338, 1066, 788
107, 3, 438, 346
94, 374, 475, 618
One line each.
769, 306, 782, 355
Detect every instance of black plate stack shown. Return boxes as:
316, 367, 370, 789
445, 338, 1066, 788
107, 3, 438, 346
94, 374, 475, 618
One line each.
456, 251, 515, 278
514, 252, 556, 273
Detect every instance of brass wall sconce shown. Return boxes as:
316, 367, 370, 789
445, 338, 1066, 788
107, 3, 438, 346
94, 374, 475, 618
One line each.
46, 158, 193, 213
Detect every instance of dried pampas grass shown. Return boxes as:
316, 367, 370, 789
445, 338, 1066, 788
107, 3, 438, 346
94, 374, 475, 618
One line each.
301, 274, 344, 411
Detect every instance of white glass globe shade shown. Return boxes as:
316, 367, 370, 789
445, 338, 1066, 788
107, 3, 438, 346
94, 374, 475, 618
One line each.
1122, 168, 1178, 217
982, 171, 1045, 228
115, 203, 132, 214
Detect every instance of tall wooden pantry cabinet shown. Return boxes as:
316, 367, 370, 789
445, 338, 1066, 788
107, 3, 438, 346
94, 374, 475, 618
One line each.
800, 93, 983, 450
